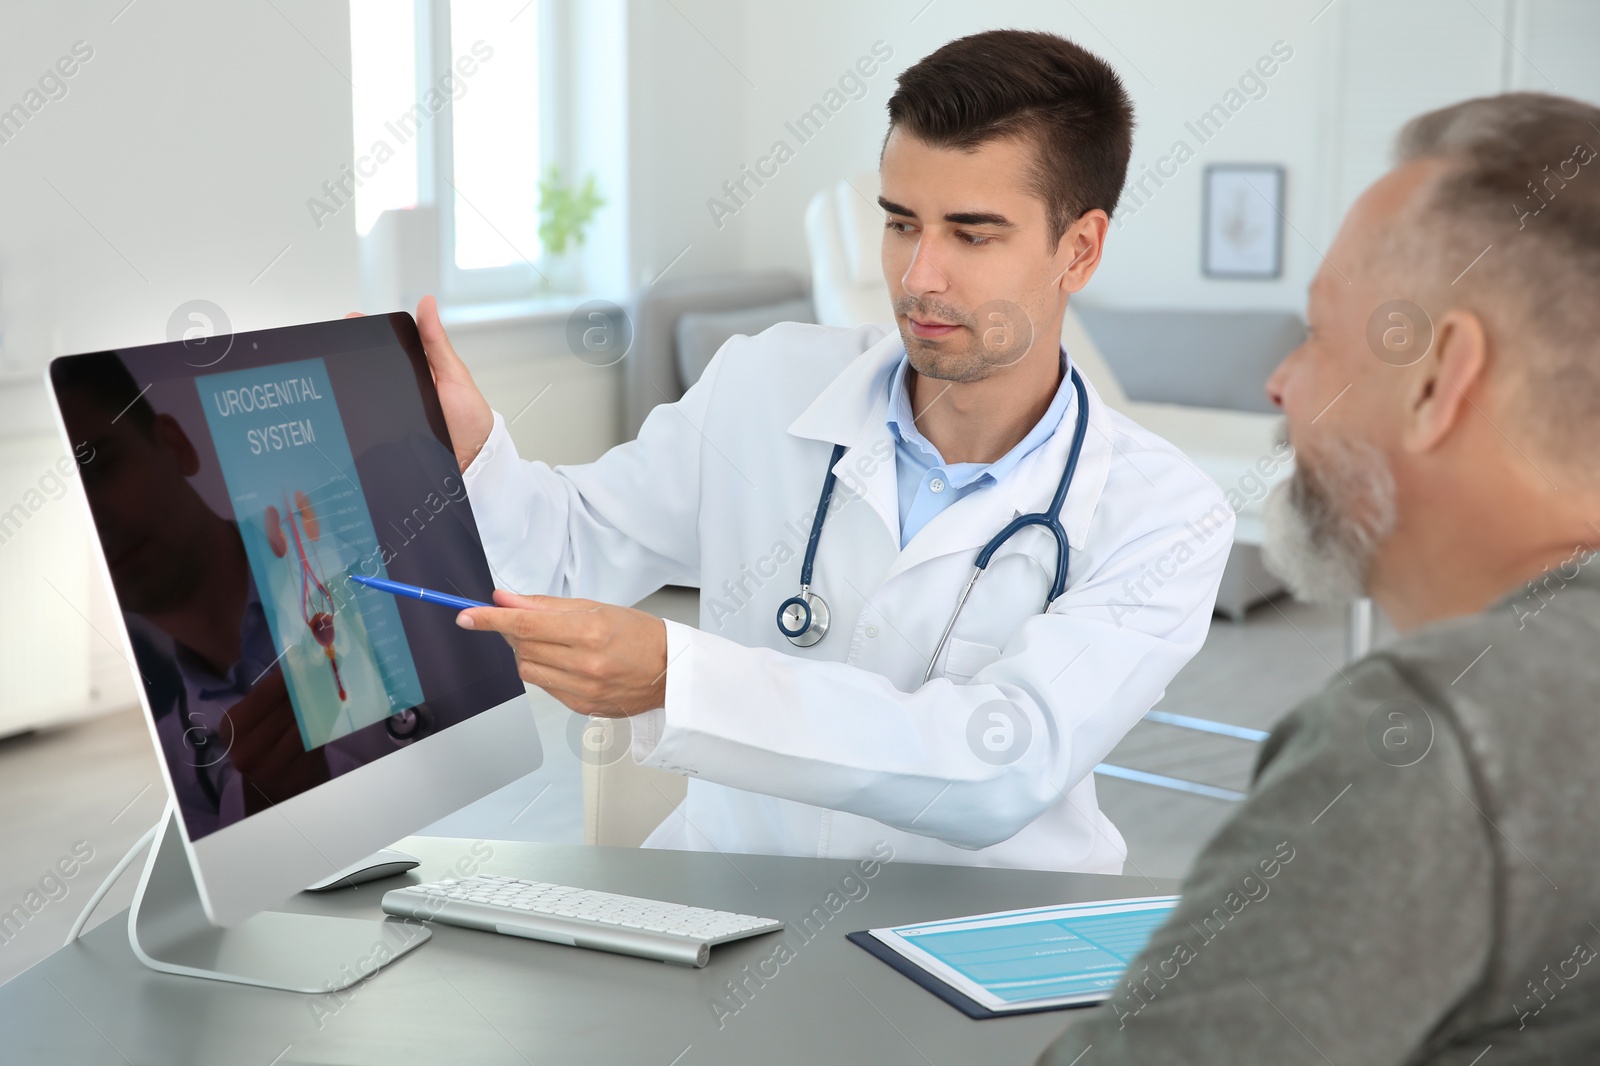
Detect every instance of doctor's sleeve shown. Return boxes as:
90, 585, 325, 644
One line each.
630, 440, 1237, 851
460, 344, 731, 606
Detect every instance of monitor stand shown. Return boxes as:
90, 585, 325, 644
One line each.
127, 806, 431, 993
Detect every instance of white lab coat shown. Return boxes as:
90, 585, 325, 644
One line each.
464, 321, 1233, 874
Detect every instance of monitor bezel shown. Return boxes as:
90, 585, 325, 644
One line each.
46, 311, 542, 926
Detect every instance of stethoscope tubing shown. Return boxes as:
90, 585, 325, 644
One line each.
779, 367, 1091, 681
775, 442, 849, 641
924, 368, 1088, 679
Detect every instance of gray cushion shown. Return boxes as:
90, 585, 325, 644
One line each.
1074, 307, 1304, 414
625, 270, 810, 440
674, 297, 816, 389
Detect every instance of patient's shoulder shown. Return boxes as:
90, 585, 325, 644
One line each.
1268, 578, 1600, 814
1379, 574, 1600, 715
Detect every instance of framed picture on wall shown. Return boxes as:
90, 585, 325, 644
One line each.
1202, 164, 1285, 279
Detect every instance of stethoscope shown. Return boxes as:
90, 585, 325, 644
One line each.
777, 366, 1090, 682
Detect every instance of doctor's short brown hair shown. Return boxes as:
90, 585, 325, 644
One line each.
884, 29, 1135, 248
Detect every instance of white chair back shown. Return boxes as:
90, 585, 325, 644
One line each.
804, 171, 894, 327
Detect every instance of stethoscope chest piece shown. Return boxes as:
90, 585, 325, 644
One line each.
777, 588, 829, 647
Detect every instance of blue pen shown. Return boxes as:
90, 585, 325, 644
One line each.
347, 574, 490, 610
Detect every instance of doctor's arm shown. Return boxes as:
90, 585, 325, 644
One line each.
622, 455, 1235, 851
407, 296, 713, 606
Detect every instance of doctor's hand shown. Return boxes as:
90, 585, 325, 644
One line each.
345, 295, 493, 472
457, 591, 669, 718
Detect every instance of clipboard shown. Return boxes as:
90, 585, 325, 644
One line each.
847, 895, 1179, 1018
846, 930, 1098, 1020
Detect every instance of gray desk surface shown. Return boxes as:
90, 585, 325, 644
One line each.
0, 837, 1175, 1065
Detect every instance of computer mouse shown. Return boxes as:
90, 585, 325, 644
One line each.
303, 848, 423, 892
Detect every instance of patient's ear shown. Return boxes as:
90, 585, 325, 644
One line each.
1401, 308, 1486, 455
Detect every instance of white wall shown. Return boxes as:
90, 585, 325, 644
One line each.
705, 0, 1600, 315
8, 0, 1597, 399
723, 0, 1333, 313
0, 0, 359, 367
0, 0, 365, 724
620, 0, 749, 287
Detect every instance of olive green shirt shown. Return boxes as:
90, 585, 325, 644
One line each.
1039, 559, 1600, 1065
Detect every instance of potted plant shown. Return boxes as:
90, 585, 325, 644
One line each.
537, 165, 604, 292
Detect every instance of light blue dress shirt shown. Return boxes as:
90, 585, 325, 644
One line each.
886, 346, 1075, 548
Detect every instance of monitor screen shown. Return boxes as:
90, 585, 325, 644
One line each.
51, 313, 525, 843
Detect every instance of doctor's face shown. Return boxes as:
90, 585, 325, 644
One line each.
62, 394, 217, 616
878, 128, 1100, 384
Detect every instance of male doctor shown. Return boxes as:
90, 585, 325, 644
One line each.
428, 30, 1233, 873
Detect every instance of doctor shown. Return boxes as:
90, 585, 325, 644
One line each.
430, 30, 1232, 873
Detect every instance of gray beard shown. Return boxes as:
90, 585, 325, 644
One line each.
1261, 422, 1398, 604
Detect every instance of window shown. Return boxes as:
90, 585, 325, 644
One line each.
447, 0, 542, 272
349, 1, 420, 237
350, 0, 572, 304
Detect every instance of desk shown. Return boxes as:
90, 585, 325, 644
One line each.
0, 837, 1174, 1065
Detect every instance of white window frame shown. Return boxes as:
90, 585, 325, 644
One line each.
419, 0, 574, 305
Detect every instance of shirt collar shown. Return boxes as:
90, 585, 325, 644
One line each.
885, 344, 1075, 489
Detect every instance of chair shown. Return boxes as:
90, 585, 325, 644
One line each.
622, 270, 812, 440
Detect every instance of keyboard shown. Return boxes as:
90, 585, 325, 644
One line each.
380, 874, 784, 967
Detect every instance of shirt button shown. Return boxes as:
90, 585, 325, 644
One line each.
929, 477, 946, 493
865, 625, 879, 638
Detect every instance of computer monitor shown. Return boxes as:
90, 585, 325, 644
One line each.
48, 312, 540, 990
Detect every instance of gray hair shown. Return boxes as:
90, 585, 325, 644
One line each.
1392, 93, 1600, 464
